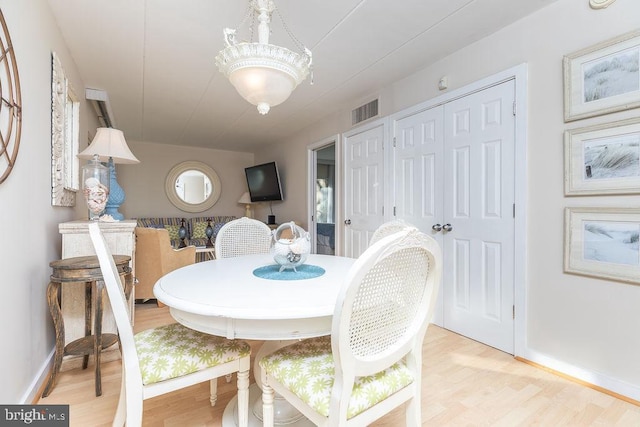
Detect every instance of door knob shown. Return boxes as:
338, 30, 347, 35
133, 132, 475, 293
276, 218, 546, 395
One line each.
443, 223, 453, 232
432, 224, 442, 232
344, 219, 351, 225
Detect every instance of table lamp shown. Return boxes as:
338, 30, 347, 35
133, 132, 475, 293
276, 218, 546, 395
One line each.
78, 128, 140, 220
238, 192, 253, 218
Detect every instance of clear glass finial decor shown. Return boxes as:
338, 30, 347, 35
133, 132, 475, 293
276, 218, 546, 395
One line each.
81, 154, 110, 220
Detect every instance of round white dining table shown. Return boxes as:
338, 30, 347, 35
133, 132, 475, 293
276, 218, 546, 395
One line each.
154, 253, 357, 427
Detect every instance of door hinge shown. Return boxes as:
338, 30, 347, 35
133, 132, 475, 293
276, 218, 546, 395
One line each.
512, 101, 516, 116
393, 136, 396, 148
382, 206, 384, 216
393, 206, 396, 216
512, 305, 515, 319
513, 203, 515, 218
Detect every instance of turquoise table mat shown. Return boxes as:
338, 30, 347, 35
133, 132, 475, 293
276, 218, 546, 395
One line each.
253, 264, 326, 280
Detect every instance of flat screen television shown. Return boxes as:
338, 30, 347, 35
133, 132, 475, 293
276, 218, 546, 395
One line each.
244, 161, 283, 202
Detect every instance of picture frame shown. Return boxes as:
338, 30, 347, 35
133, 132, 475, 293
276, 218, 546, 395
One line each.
564, 207, 640, 285
563, 30, 640, 122
564, 117, 640, 195
51, 52, 79, 207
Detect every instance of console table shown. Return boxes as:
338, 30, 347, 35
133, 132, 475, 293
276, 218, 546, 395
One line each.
58, 220, 136, 368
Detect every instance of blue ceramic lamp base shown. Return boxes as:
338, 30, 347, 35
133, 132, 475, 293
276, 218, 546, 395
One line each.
104, 158, 125, 221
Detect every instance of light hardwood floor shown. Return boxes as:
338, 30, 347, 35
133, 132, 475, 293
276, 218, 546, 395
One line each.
38, 303, 640, 426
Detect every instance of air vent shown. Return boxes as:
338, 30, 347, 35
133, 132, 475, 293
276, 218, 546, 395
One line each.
351, 99, 378, 125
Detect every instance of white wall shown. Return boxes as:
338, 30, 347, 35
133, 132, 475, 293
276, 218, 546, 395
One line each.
253, 110, 346, 228
0, 0, 95, 403
110, 140, 253, 219
255, 0, 640, 400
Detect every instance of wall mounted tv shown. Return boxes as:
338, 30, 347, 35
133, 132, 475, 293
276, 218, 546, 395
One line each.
244, 161, 283, 202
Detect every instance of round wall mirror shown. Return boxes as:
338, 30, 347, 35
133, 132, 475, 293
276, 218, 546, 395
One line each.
165, 161, 221, 212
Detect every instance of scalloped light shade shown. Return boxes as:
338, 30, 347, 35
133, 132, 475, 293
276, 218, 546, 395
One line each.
215, 0, 311, 115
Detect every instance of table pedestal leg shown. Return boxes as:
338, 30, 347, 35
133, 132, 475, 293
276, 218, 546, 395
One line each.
223, 384, 314, 427
222, 340, 314, 427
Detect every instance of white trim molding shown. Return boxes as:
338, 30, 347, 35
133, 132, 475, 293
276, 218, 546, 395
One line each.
523, 348, 640, 402
307, 134, 341, 255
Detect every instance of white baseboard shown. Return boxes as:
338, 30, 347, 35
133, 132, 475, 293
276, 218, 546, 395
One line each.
20, 348, 54, 404
523, 348, 640, 402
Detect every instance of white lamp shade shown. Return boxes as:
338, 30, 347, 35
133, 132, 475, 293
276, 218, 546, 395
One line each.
78, 128, 140, 164
238, 192, 252, 204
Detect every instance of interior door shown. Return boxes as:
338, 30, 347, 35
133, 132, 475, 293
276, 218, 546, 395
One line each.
343, 122, 386, 258
393, 107, 444, 241
442, 80, 515, 353
393, 80, 516, 353
393, 107, 445, 324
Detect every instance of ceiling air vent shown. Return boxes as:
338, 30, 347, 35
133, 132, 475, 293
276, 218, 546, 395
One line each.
351, 99, 378, 126
85, 88, 115, 128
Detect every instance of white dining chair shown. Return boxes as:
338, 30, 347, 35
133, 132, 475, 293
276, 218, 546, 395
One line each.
88, 222, 251, 427
214, 216, 273, 258
369, 219, 416, 247
259, 228, 442, 427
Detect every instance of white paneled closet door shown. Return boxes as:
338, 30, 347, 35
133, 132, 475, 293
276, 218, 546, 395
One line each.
393, 80, 516, 353
443, 80, 516, 354
343, 122, 386, 258
393, 107, 444, 237
393, 107, 446, 324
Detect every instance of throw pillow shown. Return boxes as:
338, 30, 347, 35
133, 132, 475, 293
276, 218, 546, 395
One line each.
192, 221, 208, 239
164, 224, 180, 241
213, 222, 225, 237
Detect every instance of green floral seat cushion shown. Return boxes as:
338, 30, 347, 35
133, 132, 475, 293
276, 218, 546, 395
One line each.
259, 336, 414, 419
135, 323, 251, 385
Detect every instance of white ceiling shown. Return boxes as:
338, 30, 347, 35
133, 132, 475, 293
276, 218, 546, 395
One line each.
47, 0, 557, 153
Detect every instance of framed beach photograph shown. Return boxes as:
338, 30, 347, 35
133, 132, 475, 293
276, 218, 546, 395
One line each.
564, 207, 640, 285
563, 30, 640, 122
564, 117, 640, 195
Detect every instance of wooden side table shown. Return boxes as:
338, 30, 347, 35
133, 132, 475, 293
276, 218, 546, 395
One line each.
42, 255, 133, 398
58, 220, 136, 367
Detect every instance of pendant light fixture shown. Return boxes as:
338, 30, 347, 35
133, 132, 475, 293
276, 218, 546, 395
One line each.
215, 0, 312, 115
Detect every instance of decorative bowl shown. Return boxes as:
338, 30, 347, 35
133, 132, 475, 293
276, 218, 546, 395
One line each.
272, 222, 310, 272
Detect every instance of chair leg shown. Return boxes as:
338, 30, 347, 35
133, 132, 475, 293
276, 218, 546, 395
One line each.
405, 395, 420, 427
209, 378, 218, 407
261, 381, 274, 427
237, 369, 250, 427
